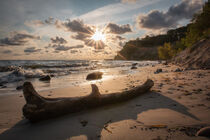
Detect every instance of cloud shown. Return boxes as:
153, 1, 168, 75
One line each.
25, 17, 54, 27
47, 44, 84, 52
54, 20, 63, 29
121, 0, 136, 3
54, 19, 131, 49
44, 17, 54, 24
2, 50, 12, 54
71, 32, 89, 41
106, 23, 132, 34
0, 33, 40, 46
56, 19, 107, 49
25, 20, 45, 27
51, 36, 67, 44
69, 45, 84, 49
70, 50, 78, 54
62, 19, 94, 34
55, 45, 71, 51
136, 0, 203, 30
115, 35, 126, 40
24, 47, 41, 53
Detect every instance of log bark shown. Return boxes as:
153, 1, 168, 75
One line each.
22, 79, 154, 122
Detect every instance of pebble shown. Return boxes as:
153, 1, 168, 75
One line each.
16, 86, 23, 90
80, 120, 88, 127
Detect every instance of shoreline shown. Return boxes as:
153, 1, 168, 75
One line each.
0, 64, 210, 140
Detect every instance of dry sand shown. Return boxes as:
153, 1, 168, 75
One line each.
0, 64, 210, 140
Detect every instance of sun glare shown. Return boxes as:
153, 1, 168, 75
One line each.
91, 29, 106, 42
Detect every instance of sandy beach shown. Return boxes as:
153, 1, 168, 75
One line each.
0, 63, 210, 140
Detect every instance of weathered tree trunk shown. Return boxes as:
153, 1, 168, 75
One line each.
22, 79, 154, 122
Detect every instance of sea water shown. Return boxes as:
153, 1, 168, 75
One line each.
0, 60, 159, 95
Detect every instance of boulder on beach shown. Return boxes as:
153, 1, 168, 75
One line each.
174, 68, 182, 72
86, 72, 103, 80
196, 126, 210, 137
39, 75, 51, 81
154, 69, 162, 74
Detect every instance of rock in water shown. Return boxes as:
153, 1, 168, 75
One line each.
80, 120, 88, 127
196, 126, 210, 137
1, 85, 7, 88
86, 72, 103, 80
132, 63, 138, 66
16, 85, 23, 90
131, 66, 137, 69
39, 75, 51, 81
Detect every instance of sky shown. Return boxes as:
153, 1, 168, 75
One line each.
0, 0, 205, 60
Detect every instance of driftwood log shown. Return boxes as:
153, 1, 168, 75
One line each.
22, 79, 154, 122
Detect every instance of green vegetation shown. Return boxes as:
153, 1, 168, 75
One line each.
115, 1, 210, 60
158, 0, 210, 59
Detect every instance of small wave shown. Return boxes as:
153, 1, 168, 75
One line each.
23, 63, 89, 69
0, 63, 89, 72
0, 66, 17, 72
0, 67, 45, 84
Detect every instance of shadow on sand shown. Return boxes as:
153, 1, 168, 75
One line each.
0, 91, 199, 140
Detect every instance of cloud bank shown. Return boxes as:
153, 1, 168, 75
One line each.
24, 47, 41, 53
0, 33, 40, 46
136, 0, 203, 30
106, 23, 132, 34
51, 36, 67, 44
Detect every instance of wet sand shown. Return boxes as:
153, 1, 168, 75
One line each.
0, 64, 210, 140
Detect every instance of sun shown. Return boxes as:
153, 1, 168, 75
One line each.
91, 29, 106, 42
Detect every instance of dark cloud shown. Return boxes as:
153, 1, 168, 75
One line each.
62, 19, 94, 34
137, 0, 203, 29
71, 33, 89, 41
106, 23, 132, 34
55, 45, 71, 51
51, 36, 67, 44
47, 44, 84, 52
2, 50, 12, 54
70, 45, 84, 49
55, 19, 108, 49
55, 19, 131, 49
24, 47, 41, 53
0, 33, 40, 46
